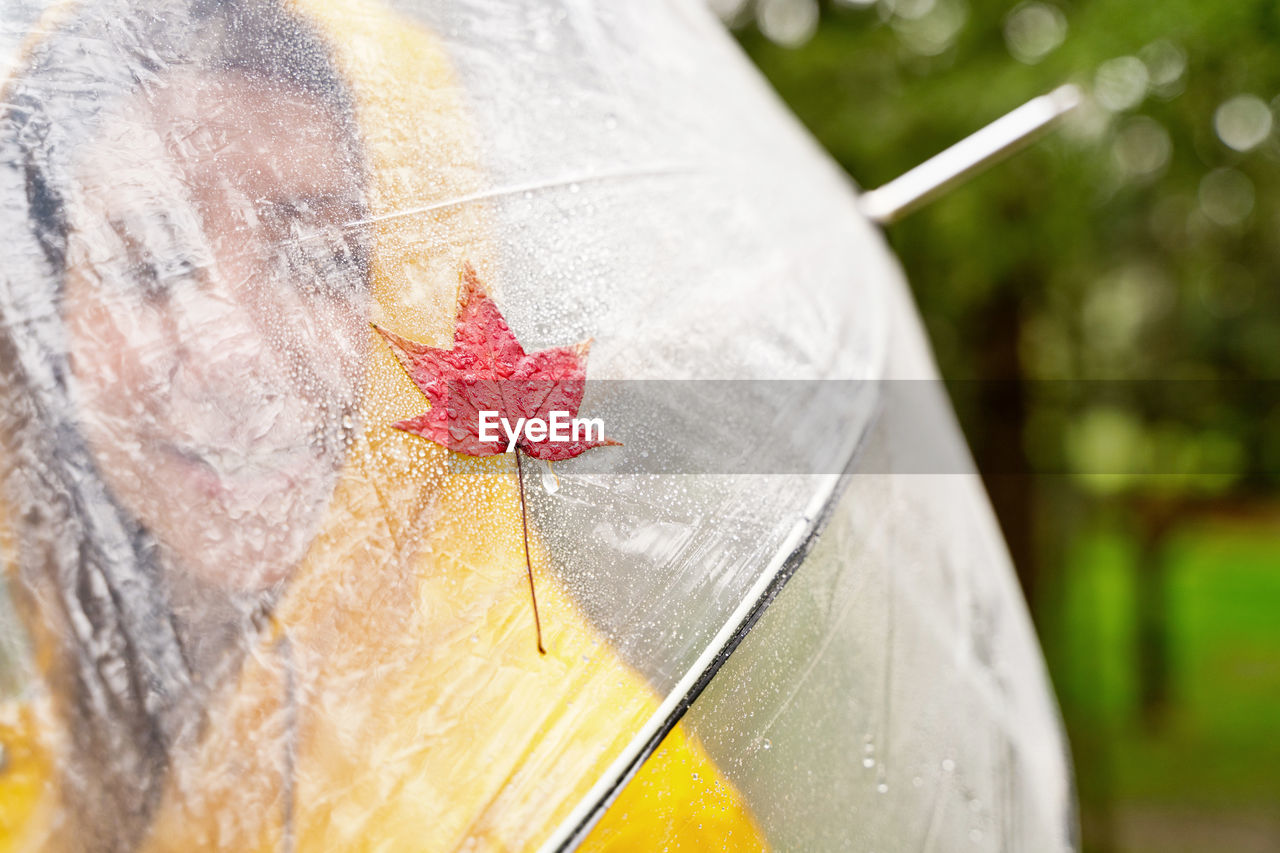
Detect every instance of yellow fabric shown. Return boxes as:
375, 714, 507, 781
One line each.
0, 702, 55, 852
0, 0, 767, 849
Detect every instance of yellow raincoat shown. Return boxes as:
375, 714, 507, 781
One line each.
0, 0, 766, 849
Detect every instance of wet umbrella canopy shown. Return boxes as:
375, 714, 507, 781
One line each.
0, 0, 1074, 850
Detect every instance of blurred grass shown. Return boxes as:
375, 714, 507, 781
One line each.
1047, 515, 1280, 847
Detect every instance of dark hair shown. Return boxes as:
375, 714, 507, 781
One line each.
0, 1, 358, 848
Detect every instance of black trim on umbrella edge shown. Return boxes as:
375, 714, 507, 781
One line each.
553, 402, 882, 852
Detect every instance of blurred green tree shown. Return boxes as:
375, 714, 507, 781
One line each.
733, 0, 1280, 678
730, 1, 1280, 848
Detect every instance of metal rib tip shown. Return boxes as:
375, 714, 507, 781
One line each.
858, 83, 1083, 226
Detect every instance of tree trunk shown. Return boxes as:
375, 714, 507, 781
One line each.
1134, 501, 1176, 730
973, 287, 1039, 619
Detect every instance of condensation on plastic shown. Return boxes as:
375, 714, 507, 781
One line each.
0, 0, 1073, 850
594, 277, 1076, 851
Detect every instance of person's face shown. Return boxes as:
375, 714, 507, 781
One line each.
62, 69, 369, 590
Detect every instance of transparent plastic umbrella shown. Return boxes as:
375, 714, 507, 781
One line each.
0, 0, 1075, 850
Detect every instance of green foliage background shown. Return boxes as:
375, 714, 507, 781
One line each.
733, 1, 1280, 850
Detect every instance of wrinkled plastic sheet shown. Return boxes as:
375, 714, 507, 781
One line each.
637, 278, 1076, 852
0, 0, 1073, 849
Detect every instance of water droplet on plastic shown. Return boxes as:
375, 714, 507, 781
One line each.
540, 460, 560, 494
862, 757, 876, 769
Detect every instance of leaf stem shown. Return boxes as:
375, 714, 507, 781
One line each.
514, 449, 547, 655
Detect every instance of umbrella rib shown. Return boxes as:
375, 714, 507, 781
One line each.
331, 165, 697, 235
538, 390, 881, 853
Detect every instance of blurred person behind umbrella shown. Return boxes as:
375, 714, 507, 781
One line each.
0, 0, 765, 849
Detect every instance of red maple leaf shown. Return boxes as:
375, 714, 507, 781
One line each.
373, 263, 618, 655
372, 263, 618, 461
